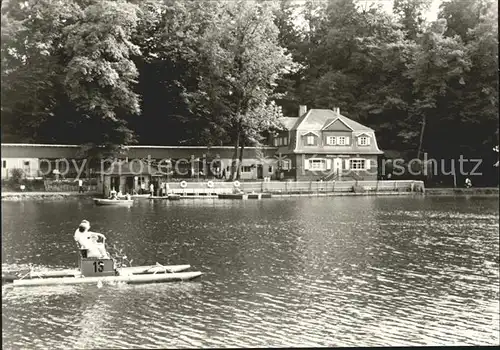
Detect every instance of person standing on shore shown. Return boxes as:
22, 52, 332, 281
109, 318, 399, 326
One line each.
77, 178, 84, 193
465, 178, 472, 188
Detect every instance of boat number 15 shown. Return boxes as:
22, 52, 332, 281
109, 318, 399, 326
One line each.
93, 261, 104, 273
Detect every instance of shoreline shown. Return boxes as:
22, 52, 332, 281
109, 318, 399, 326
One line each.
2, 187, 498, 201
424, 187, 499, 196
1, 192, 100, 201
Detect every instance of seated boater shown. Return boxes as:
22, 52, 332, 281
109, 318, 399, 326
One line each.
74, 220, 110, 259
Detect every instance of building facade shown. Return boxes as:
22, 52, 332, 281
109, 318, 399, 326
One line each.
0, 144, 278, 181
1, 107, 383, 182
271, 106, 383, 181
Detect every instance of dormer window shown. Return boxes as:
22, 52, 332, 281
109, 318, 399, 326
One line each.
326, 136, 336, 145
358, 136, 370, 146
306, 135, 315, 145
337, 136, 347, 145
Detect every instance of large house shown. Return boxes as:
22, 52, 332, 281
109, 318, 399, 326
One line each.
271, 106, 383, 181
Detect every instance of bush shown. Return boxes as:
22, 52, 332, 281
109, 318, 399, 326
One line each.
10, 168, 24, 184
23, 179, 46, 191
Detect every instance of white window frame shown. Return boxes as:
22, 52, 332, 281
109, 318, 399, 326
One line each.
349, 159, 366, 170
241, 165, 253, 173
308, 158, 326, 170
337, 136, 346, 145
273, 138, 279, 147
358, 136, 369, 146
306, 135, 315, 145
326, 136, 336, 145
282, 159, 291, 170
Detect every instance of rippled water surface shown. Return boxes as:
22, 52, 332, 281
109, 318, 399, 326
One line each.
2, 196, 499, 348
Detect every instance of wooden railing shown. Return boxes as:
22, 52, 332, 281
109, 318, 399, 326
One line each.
163, 180, 425, 195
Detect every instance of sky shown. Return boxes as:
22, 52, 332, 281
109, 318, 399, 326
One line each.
291, 0, 444, 22
359, 0, 443, 21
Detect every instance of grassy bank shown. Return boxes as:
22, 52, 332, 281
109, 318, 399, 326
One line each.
1, 192, 100, 201
425, 187, 499, 196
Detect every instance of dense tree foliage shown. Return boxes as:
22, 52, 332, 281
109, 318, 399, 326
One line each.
1, 0, 498, 183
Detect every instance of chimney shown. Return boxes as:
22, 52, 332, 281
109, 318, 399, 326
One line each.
333, 107, 340, 114
298, 105, 307, 117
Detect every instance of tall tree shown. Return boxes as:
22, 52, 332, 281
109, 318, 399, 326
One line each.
406, 18, 471, 160
63, 0, 141, 145
1, 0, 141, 146
185, 0, 294, 179
439, 0, 495, 42
393, 0, 432, 40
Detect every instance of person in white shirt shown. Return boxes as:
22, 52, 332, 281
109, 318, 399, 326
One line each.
149, 183, 154, 197
74, 220, 109, 259
465, 178, 472, 188
78, 179, 84, 193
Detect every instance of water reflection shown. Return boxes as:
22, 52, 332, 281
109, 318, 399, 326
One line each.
2, 196, 499, 348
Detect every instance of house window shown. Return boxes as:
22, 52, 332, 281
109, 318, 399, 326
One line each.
274, 138, 279, 147
242, 166, 252, 173
350, 159, 366, 170
326, 136, 336, 145
306, 135, 315, 145
309, 159, 326, 170
338, 136, 346, 145
358, 136, 369, 146
23, 161, 31, 176
268, 166, 273, 173
2, 160, 6, 168
282, 137, 288, 146
282, 159, 291, 170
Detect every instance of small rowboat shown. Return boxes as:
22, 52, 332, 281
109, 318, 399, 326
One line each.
93, 198, 134, 206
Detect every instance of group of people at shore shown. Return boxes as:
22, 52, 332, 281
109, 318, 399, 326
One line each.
146, 182, 173, 197
108, 188, 131, 200
108, 182, 174, 198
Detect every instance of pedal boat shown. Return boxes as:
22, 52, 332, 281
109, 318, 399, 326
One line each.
6, 250, 202, 288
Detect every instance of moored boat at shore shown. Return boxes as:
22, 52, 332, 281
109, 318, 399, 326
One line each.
93, 198, 134, 206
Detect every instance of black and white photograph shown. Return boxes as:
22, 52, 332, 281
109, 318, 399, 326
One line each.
1, 0, 499, 348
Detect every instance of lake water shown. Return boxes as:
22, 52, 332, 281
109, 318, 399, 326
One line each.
2, 196, 499, 348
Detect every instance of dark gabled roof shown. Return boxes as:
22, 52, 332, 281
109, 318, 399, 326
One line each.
293, 109, 373, 132
321, 118, 353, 131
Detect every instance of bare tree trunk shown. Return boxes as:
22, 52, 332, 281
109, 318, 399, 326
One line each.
417, 114, 426, 160
452, 168, 457, 188
237, 140, 245, 180
86, 156, 93, 179
231, 128, 240, 181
